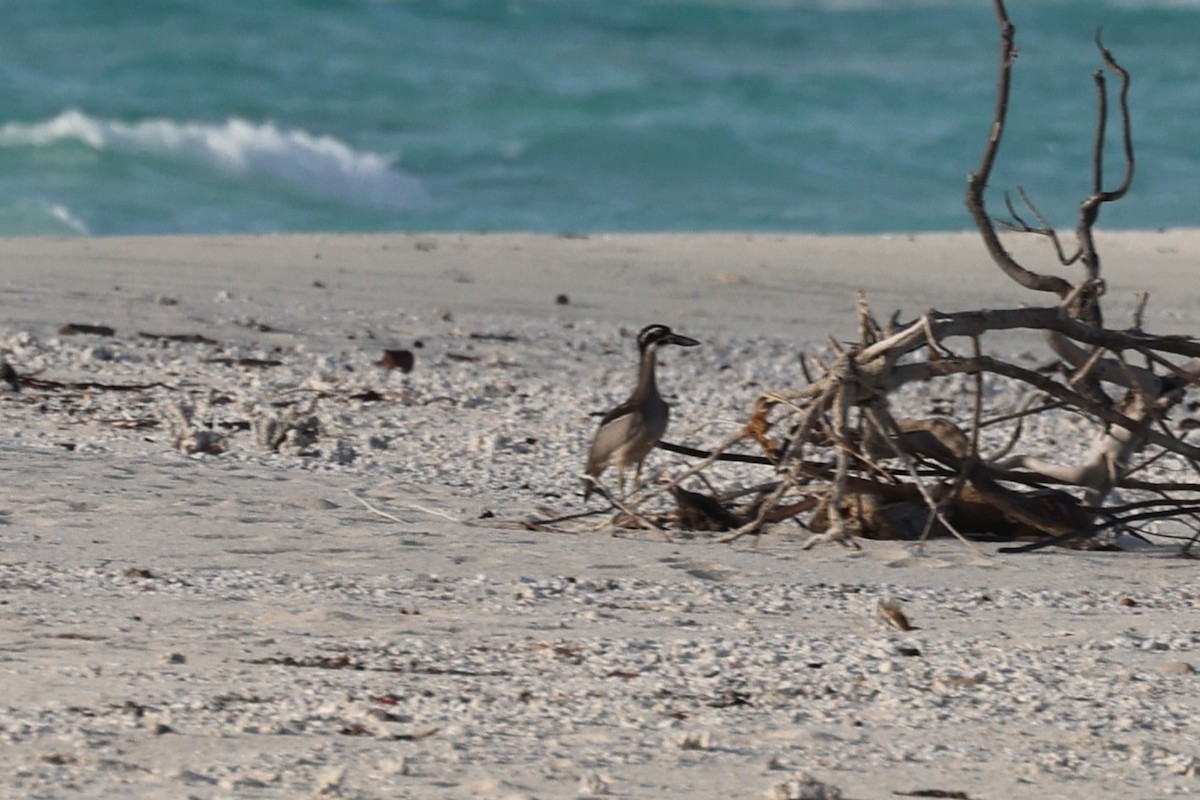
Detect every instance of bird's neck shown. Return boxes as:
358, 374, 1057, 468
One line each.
634, 342, 659, 400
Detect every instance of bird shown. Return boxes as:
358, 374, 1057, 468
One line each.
584, 323, 700, 501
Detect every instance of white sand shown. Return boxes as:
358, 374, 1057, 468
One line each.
1, 231, 1199, 799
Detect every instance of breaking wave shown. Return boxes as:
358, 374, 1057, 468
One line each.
0, 110, 426, 210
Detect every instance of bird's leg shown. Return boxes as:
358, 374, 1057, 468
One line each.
616, 464, 627, 501
625, 463, 647, 513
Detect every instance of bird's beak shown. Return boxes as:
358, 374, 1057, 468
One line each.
668, 333, 700, 347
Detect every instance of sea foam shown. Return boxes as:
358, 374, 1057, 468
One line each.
0, 110, 426, 210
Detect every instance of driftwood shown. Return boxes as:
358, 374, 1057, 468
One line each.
651, 0, 1200, 553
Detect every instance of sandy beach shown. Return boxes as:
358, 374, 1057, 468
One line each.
2, 231, 1199, 799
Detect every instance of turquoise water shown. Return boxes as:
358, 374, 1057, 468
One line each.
1, 1, 1197, 235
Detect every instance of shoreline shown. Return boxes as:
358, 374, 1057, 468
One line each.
3, 229, 1198, 338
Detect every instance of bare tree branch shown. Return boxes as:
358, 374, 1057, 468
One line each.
965, 0, 1073, 299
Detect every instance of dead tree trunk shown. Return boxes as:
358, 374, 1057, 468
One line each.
636, 0, 1200, 553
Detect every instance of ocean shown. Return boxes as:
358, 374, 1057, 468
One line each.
1, 1, 1197, 236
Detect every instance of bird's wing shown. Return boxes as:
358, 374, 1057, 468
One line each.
596, 398, 639, 429
586, 401, 643, 475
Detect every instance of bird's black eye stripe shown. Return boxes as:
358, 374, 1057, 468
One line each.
637, 324, 672, 349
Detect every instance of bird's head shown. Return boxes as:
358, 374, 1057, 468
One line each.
637, 324, 700, 352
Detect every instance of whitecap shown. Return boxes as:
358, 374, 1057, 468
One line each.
47, 203, 90, 235
0, 202, 90, 235
0, 109, 426, 210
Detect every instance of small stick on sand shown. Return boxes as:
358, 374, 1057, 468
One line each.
347, 489, 479, 528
